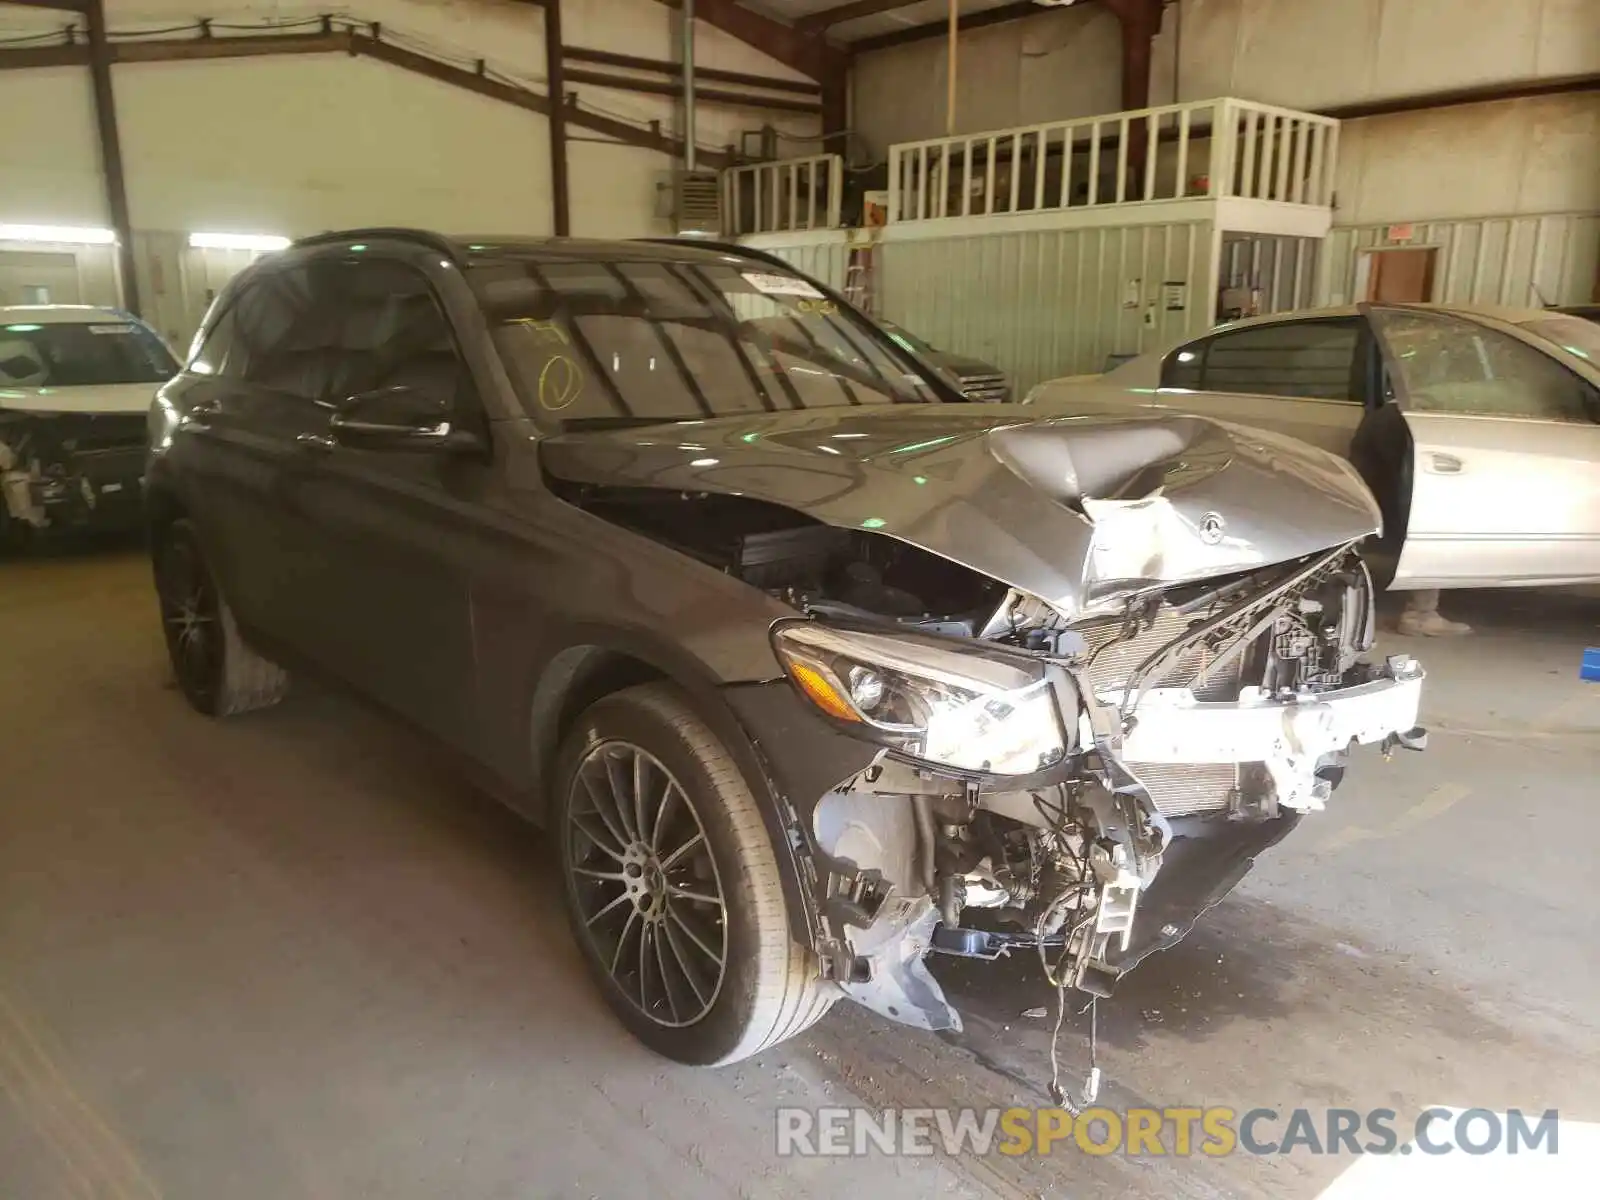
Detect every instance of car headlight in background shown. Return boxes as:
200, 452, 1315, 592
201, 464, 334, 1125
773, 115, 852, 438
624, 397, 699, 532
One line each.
771, 621, 1071, 776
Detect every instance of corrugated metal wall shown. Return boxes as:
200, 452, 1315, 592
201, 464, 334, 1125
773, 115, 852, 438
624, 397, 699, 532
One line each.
876, 222, 1214, 393
759, 239, 851, 293
0, 244, 119, 309
1219, 234, 1320, 316
1317, 211, 1600, 308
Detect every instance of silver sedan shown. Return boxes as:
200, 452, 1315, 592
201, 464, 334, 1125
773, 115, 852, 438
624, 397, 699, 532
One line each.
1027, 303, 1600, 590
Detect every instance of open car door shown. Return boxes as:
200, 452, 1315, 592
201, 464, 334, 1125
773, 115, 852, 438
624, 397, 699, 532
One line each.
1366, 304, 1600, 588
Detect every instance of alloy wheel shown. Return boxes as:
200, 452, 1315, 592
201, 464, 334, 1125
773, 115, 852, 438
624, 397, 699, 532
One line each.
566, 741, 728, 1028
157, 536, 220, 708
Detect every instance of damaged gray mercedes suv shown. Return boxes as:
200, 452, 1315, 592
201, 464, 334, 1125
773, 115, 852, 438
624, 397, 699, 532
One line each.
145, 230, 1426, 1085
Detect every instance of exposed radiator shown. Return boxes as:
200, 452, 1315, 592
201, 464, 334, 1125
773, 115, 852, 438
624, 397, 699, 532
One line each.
1077, 605, 1246, 815
1125, 761, 1239, 817
1076, 605, 1242, 702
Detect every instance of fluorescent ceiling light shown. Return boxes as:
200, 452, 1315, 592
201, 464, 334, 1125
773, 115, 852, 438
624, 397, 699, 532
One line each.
0, 224, 117, 245
188, 232, 291, 252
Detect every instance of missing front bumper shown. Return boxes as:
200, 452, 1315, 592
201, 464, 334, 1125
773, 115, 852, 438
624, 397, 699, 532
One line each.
1114, 663, 1426, 812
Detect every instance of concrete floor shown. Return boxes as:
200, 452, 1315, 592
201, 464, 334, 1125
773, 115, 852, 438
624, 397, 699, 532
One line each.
3, 548, 1599, 1199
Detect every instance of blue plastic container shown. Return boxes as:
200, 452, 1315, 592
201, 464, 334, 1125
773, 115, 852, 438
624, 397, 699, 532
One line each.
1583, 648, 1600, 683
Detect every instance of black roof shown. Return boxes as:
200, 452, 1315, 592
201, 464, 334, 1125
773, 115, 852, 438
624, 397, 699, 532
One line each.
289, 228, 779, 270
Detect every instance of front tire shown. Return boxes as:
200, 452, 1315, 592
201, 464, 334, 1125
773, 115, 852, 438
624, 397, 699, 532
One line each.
153, 518, 289, 716
0, 507, 34, 557
555, 683, 834, 1065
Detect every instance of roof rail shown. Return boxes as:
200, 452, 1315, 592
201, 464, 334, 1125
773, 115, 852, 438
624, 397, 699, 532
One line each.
635, 237, 800, 273
290, 228, 461, 261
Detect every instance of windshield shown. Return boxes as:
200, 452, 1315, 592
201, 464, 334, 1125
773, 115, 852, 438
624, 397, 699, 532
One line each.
1520, 314, 1600, 369
474, 258, 941, 425
0, 320, 177, 388
1369, 308, 1595, 422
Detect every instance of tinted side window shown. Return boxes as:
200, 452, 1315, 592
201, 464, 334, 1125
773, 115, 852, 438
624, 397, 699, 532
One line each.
1200, 321, 1360, 400
1160, 342, 1205, 389
225, 259, 469, 408
230, 266, 325, 400
322, 259, 470, 408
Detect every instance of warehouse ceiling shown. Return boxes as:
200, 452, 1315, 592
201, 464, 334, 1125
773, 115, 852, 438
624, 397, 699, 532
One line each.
746, 0, 1049, 47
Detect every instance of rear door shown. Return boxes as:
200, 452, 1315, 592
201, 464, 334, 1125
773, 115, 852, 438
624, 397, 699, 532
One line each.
164, 266, 339, 640
1150, 316, 1368, 455
1367, 305, 1600, 587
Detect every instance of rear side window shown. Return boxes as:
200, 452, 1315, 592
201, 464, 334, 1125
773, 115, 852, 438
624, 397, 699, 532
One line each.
1192, 320, 1360, 400
1160, 344, 1205, 389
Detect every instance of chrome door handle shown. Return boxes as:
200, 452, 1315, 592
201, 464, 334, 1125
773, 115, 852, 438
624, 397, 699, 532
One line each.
1425, 452, 1463, 474
296, 432, 336, 452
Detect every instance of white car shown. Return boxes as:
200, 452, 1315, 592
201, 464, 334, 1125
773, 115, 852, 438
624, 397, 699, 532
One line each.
0, 305, 176, 545
1027, 303, 1600, 590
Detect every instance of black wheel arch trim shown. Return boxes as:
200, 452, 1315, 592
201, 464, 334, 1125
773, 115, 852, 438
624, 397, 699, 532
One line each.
523, 630, 849, 953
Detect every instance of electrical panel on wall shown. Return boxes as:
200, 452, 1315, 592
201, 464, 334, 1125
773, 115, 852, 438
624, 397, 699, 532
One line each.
672, 170, 722, 236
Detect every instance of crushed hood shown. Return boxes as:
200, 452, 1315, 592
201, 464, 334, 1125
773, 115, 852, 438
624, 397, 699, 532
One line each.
540, 405, 1381, 619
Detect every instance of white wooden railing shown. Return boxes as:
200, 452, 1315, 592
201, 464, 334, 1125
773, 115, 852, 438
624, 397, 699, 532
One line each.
1216, 99, 1339, 206
721, 154, 844, 236
884, 97, 1339, 225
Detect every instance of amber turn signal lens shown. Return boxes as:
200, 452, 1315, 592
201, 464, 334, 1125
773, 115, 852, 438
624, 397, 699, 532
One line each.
788, 662, 862, 723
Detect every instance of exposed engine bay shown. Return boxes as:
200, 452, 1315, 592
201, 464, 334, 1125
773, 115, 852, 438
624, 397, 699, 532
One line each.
548, 407, 1427, 1107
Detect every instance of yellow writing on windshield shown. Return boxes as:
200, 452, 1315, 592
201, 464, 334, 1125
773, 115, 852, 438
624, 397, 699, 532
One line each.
538, 354, 583, 411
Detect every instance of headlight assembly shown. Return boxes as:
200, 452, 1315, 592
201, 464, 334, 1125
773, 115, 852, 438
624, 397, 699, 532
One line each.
771, 621, 1073, 777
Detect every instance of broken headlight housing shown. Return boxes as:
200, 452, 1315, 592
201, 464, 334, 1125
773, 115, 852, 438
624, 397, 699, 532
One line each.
771, 621, 1071, 776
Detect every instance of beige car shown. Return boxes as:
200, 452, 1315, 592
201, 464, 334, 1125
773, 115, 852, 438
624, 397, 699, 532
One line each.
1027, 303, 1600, 590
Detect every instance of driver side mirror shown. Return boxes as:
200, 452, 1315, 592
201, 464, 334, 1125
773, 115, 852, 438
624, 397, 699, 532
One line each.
329, 386, 484, 454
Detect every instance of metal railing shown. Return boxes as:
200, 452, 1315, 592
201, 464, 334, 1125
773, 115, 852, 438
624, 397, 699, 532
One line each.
884, 97, 1339, 225
721, 154, 844, 236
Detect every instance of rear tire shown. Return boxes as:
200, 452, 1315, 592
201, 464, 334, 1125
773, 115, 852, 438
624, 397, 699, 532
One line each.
153, 518, 288, 716
554, 683, 834, 1065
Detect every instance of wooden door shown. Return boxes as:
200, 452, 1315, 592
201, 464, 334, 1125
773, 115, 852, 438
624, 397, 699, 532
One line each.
1366, 248, 1437, 302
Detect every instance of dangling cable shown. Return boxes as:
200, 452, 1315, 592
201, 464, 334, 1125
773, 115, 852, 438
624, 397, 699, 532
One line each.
1045, 971, 1101, 1113
1031, 796, 1102, 1114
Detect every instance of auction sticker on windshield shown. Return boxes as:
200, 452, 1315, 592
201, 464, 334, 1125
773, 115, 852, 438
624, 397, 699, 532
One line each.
741, 272, 824, 299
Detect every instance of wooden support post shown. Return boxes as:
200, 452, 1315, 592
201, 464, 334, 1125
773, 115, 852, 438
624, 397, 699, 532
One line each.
945, 0, 957, 135
820, 56, 848, 147
1106, 0, 1162, 188
83, 0, 138, 314
543, 0, 570, 236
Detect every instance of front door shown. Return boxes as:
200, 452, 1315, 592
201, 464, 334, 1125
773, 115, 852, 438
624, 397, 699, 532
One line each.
277, 254, 487, 756
1367, 305, 1600, 588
